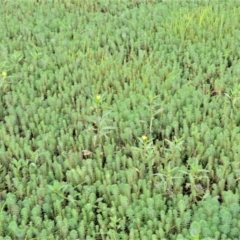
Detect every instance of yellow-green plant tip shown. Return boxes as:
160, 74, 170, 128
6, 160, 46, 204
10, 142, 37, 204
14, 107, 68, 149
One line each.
1, 71, 7, 77
141, 135, 147, 141
96, 95, 101, 100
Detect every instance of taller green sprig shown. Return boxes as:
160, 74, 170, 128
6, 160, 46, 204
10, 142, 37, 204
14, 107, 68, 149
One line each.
164, 136, 184, 164
0, 71, 8, 92
85, 93, 115, 147
141, 94, 164, 136
180, 158, 209, 202
90, 92, 108, 116
131, 135, 158, 169
224, 84, 240, 112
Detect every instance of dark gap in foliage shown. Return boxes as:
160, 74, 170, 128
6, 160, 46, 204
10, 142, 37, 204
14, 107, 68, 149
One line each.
102, 152, 107, 168
182, 153, 189, 165
152, 134, 162, 144
152, 163, 159, 175
100, 8, 108, 14
226, 57, 232, 69
210, 88, 225, 97
140, 43, 150, 53
122, 48, 133, 64
182, 179, 192, 196
72, 128, 77, 139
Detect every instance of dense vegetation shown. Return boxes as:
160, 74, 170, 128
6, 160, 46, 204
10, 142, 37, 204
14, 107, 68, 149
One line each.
0, 0, 240, 239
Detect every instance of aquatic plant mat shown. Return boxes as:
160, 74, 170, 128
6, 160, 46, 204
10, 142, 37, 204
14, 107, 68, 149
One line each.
0, 0, 240, 239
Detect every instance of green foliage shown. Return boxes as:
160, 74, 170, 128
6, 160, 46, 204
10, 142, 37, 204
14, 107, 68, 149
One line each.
0, 0, 240, 239
190, 194, 240, 239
